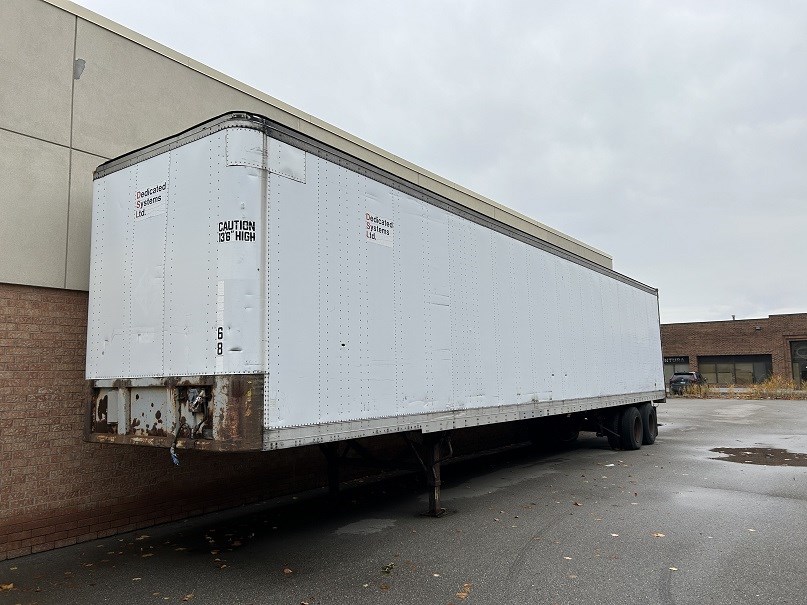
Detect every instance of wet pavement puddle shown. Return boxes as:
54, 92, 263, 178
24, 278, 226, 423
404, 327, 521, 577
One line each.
710, 447, 807, 467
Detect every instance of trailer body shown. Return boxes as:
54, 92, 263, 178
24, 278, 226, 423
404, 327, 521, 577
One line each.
86, 112, 664, 452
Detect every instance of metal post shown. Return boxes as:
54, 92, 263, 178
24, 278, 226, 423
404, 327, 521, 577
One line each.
425, 434, 443, 516
319, 443, 340, 498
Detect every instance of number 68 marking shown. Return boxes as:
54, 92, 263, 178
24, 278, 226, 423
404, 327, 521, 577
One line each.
216, 326, 223, 355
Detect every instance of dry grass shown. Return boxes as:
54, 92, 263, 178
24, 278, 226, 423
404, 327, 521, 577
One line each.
746, 375, 804, 400
676, 382, 717, 399
671, 375, 806, 400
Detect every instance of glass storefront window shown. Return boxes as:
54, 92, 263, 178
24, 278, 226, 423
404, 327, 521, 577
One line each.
734, 363, 754, 385
697, 355, 772, 385
663, 357, 690, 384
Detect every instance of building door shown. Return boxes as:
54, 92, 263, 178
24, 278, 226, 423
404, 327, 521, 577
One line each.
791, 341, 807, 387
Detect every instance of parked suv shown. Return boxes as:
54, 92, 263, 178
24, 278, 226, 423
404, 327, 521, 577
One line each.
669, 371, 706, 395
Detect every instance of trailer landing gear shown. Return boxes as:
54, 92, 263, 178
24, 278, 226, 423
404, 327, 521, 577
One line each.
318, 431, 454, 517
406, 431, 453, 517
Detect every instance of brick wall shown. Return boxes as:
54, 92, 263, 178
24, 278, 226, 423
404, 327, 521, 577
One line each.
661, 313, 807, 377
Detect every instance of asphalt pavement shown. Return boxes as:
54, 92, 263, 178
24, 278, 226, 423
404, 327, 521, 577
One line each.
2, 398, 806, 605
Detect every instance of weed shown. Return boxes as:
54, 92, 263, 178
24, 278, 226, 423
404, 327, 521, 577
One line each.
670, 375, 805, 400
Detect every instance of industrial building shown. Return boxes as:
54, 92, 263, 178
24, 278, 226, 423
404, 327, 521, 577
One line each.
661, 313, 807, 387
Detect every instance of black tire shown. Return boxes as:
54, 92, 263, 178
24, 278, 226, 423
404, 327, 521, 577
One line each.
638, 402, 658, 445
619, 406, 643, 450
606, 409, 622, 449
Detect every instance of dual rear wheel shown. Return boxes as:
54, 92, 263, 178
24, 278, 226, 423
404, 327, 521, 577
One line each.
607, 403, 657, 450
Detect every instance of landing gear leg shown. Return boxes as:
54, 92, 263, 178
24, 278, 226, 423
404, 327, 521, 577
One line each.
408, 431, 453, 517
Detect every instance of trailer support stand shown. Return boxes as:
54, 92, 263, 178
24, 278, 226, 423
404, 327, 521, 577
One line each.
425, 433, 444, 516
319, 443, 340, 498
408, 431, 452, 517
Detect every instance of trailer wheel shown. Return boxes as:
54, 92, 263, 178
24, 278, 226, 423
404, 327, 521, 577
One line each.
619, 406, 643, 450
606, 409, 622, 449
638, 403, 658, 445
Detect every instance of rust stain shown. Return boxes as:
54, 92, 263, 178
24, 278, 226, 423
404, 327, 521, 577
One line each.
86, 432, 261, 451
89, 375, 264, 451
215, 375, 263, 449
97, 395, 108, 421
92, 394, 115, 433
165, 376, 215, 388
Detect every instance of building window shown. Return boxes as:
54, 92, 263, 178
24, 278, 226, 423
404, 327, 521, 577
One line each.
791, 341, 807, 387
663, 356, 690, 385
697, 355, 772, 385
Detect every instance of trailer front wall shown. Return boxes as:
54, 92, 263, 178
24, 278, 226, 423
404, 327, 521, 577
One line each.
87, 129, 265, 379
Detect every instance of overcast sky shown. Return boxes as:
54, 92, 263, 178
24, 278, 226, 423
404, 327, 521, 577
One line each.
73, 0, 807, 324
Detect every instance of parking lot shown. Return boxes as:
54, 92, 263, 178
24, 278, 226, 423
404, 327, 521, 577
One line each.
3, 398, 806, 605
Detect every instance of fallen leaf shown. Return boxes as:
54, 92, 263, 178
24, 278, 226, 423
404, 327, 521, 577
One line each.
182, 593, 194, 601
652, 533, 666, 538
283, 567, 294, 576
0, 583, 14, 591
380, 583, 390, 591
456, 582, 473, 600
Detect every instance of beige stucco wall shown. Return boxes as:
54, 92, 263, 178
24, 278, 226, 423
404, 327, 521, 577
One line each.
0, 0, 611, 292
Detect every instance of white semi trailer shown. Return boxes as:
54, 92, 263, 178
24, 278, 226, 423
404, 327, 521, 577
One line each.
86, 112, 664, 513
